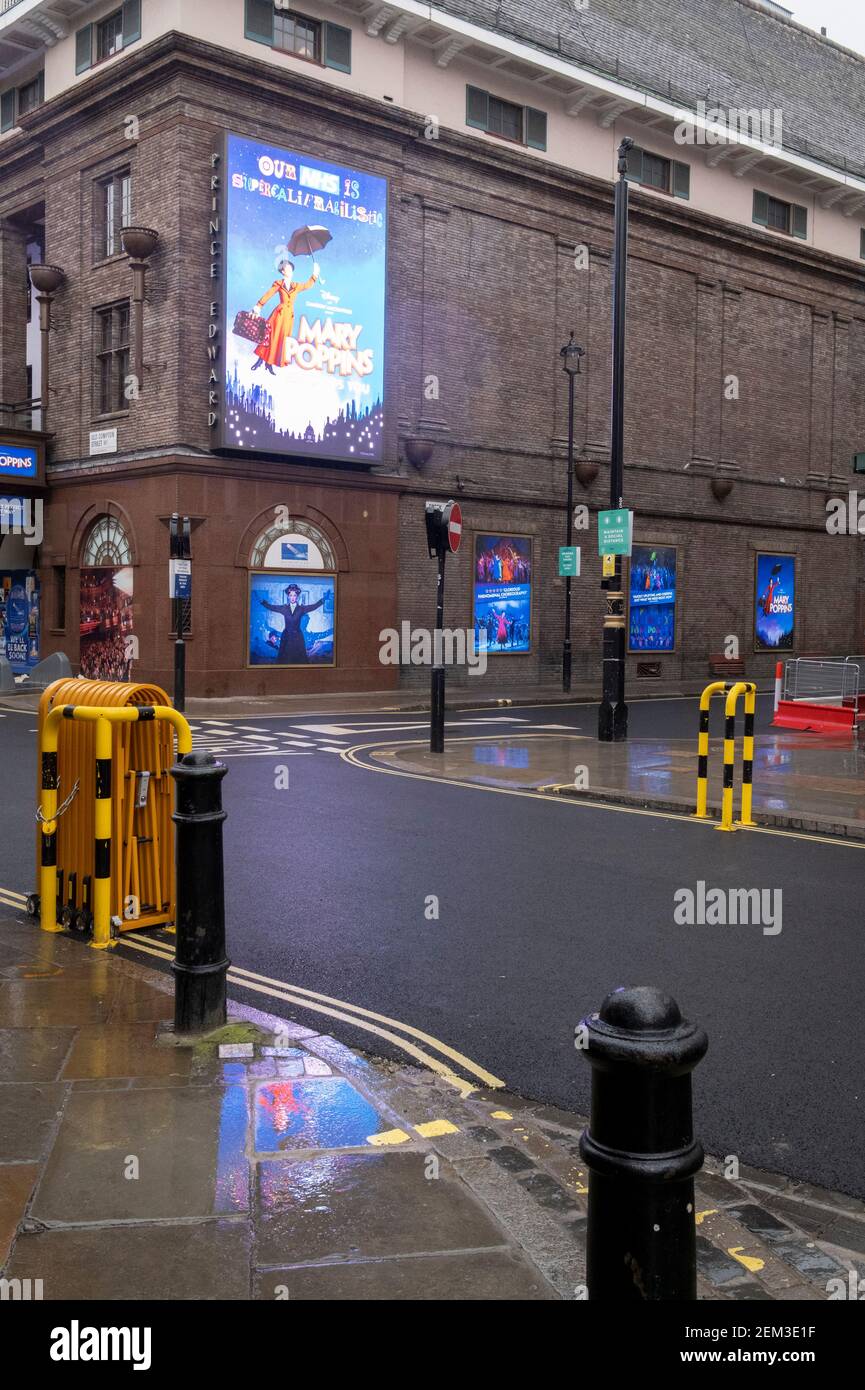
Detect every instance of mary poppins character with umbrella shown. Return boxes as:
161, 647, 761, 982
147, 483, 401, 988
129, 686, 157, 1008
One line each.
250, 224, 332, 375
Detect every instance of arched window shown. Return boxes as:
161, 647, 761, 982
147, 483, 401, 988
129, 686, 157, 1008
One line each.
249, 517, 336, 572
82, 514, 133, 566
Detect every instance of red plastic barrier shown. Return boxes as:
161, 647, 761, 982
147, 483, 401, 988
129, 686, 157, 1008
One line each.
773, 699, 856, 732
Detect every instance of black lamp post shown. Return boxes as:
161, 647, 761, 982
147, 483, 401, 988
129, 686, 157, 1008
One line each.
598, 137, 632, 742
560, 332, 584, 693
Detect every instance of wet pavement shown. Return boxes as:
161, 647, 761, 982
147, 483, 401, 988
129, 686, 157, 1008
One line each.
369, 731, 865, 837
2, 912, 864, 1300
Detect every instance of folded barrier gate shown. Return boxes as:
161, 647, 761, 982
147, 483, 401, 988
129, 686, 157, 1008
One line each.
28, 678, 192, 949
694, 680, 757, 832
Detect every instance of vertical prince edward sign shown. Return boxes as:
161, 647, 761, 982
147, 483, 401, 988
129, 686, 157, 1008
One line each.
219, 133, 387, 462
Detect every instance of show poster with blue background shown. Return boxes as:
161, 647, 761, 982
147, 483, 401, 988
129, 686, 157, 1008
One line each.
249, 574, 336, 667
629, 544, 677, 652
0, 570, 40, 673
755, 552, 795, 651
223, 134, 386, 462
473, 534, 532, 655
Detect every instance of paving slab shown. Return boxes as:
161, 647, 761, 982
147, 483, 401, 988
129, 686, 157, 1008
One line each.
0, 1082, 67, 1161
254, 1247, 556, 1300
61, 1023, 193, 1082
0, 1163, 38, 1264
31, 1084, 250, 1222
4, 1219, 252, 1300
255, 1151, 506, 1265
0, 1026, 74, 1082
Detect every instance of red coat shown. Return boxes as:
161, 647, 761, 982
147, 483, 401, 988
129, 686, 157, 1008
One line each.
254, 274, 316, 367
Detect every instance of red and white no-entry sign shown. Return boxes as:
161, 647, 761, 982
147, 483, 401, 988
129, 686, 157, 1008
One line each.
444, 500, 462, 553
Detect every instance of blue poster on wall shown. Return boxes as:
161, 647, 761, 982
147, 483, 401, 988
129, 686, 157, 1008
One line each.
249, 573, 336, 667
0, 570, 40, 673
222, 133, 387, 462
629, 545, 677, 652
755, 553, 795, 651
472, 534, 532, 655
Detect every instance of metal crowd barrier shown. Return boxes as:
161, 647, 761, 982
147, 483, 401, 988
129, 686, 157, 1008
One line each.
781, 658, 859, 708
32, 698, 192, 949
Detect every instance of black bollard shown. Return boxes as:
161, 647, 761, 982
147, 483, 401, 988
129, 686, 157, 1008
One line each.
578, 985, 708, 1301
170, 752, 230, 1034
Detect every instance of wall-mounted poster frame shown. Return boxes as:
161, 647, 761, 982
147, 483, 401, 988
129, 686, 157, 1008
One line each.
471, 532, 533, 657
627, 543, 678, 654
247, 570, 337, 668
754, 551, 795, 652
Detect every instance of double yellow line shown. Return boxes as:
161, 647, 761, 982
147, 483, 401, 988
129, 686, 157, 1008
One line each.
0, 886, 504, 1099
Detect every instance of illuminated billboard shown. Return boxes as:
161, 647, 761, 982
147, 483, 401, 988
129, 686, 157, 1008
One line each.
218, 133, 386, 462
248, 573, 336, 667
628, 544, 677, 652
472, 534, 532, 655
755, 552, 795, 651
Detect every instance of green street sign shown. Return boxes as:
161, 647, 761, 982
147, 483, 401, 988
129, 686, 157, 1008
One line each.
598, 508, 633, 556
558, 545, 580, 577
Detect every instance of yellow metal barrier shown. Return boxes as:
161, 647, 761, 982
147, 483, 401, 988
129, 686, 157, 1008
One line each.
34, 679, 191, 949
694, 680, 757, 832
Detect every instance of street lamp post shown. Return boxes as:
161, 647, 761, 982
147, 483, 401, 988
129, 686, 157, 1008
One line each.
560, 332, 584, 693
598, 137, 633, 742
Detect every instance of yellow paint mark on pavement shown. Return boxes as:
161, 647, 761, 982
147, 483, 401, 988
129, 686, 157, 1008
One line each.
728, 1247, 765, 1273
695, 1209, 718, 1226
490, 1110, 512, 1120
368, 1128, 411, 1147
414, 1119, 459, 1138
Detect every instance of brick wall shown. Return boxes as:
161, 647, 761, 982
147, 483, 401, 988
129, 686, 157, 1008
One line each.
1, 32, 863, 693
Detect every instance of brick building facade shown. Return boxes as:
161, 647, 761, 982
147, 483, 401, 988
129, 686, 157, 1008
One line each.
1, 9, 864, 695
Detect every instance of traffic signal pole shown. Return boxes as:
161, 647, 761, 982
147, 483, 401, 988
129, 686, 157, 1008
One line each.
431, 547, 446, 754
170, 514, 191, 714
425, 499, 462, 755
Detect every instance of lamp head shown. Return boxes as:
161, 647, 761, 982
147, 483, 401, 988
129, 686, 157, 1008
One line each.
560, 331, 585, 376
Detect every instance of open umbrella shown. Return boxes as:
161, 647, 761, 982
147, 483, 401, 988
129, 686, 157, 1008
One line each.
287, 225, 332, 257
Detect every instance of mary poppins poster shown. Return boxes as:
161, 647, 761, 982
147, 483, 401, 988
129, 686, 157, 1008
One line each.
222, 133, 387, 462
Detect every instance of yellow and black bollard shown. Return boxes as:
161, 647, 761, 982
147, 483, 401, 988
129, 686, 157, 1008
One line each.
718, 681, 757, 832
738, 683, 757, 828
694, 680, 728, 820
695, 679, 758, 831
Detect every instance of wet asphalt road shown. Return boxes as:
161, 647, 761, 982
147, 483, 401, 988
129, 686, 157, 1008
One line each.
1, 693, 863, 1197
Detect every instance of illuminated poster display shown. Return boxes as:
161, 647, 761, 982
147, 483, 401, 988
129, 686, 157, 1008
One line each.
220, 133, 386, 461
0, 570, 40, 673
472, 534, 532, 655
249, 573, 336, 667
629, 545, 677, 652
755, 553, 795, 651
80, 567, 134, 681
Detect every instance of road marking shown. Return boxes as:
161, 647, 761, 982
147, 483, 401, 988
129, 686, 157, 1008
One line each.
728, 1247, 765, 1273
340, 738, 865, 850
368, 1128, 411, 1146
117, 928, 504, 1093
414, 1118, 459, 1138
0, 886, 504, 1096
